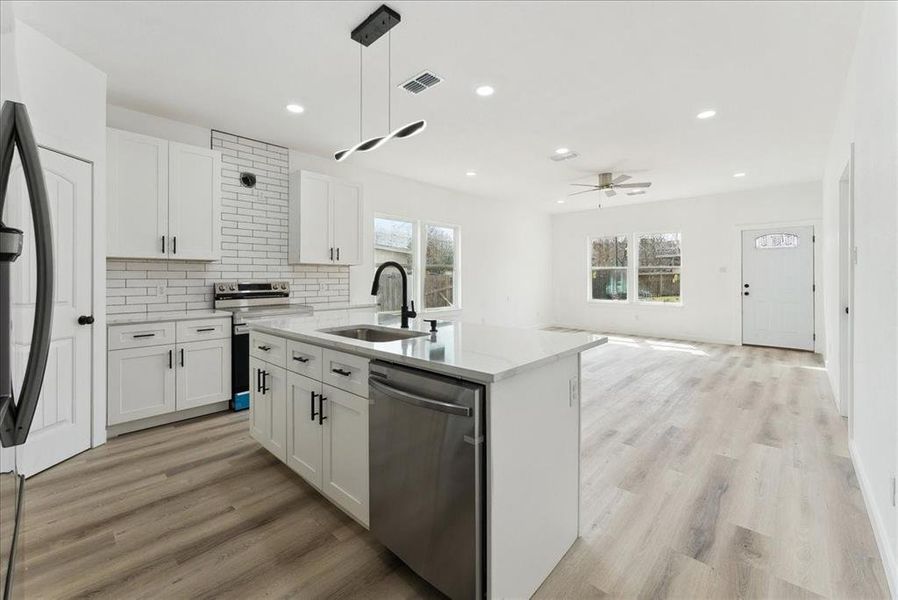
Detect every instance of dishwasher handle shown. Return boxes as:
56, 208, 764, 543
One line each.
369, 378, 472, 417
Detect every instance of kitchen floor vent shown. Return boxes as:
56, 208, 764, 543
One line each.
399, 71, 442, 94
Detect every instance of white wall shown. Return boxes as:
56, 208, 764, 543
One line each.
551, 181, 823, 346
289, 150, 553, 328
822, 1, 898, 592
0, 17, 108, 447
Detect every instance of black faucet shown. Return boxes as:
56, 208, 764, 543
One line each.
371, 261, 416, 328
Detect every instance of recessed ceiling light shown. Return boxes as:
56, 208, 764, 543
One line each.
555, 147, 570, 155
286, 104, 305, 114
465, 171, 477, 177
475, 85, 495, 97
556, 199, 566, 204
733, 172, 746, 178
696, 109, 716, 120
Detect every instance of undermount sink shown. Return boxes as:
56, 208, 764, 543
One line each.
320, 325, 428, 343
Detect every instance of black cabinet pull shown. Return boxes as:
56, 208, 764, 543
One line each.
261, 370, 270, 394
743, 291, 750, 296
336, 247, 340, 261
173, 236, 177, 255
168, 349, 173, 369
180, 348, 185, 367
331, 368, 351, 377
196, 327, 215, 332
257, 345, 271, 352
318, 396, 327, 425
256, 368, 262, 392
293, 355, 310, 363
310, 391, 318, 421
329, 247, 334, 261
133, 333, 156, 339
78, 315, 94, 325
162, 235, 165, 254
743, 283, 750, 288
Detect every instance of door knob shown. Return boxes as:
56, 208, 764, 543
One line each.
78, 315, 94, 325
743, 292, 750, 296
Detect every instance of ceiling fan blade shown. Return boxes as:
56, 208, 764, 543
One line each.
614, 182, 652, 189
604, 189, 617, 197
568, 188, 599, 197
612, 174, 631, 184
627, 191, 646, 196
570, 184, 599, 187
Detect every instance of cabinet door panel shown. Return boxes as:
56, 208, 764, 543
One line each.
298, 172, 332, 264
168, 142, 221, 260
176, 339, 230, 410
322, 384, 369, 526
108, 345, 176, 425
107, 129, 168, 258
249, 357, 270, 446
332, 181, 361, 265
286, 373, 323, 487
250, 359, 287, 462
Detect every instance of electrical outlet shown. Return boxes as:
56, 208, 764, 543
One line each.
569, 376, 579, 407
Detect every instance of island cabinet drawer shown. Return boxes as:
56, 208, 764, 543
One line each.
250, 332, 287, 368
287, 341, 323, 380
321, 349, 369, 398
109, 322, 176, 351
177, 318, 230, 343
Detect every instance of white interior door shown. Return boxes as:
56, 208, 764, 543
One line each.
741, 226, 815, 351
2, 149, 93, 477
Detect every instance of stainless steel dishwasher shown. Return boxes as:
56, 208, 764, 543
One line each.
368, 360, 485, 600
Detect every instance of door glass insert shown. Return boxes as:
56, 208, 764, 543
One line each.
755, 233, 799, 249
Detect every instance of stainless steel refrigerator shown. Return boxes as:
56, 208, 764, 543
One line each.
0, 100, 55, 599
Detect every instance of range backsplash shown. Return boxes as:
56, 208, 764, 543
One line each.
106, 130, 350, 316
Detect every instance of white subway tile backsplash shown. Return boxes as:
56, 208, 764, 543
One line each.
106, 130, 349, 316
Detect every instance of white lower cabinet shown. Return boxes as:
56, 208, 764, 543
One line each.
321, 384, 369, 525
252, 336, 369, 526
176, 338, 231, 410
107, 318, 231, 429
250, 358, 287, 462
108, 344, 176, 425
286, 373, 323, 487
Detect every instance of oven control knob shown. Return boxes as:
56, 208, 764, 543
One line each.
218, 284, 225, 291
229, 284, 236, 291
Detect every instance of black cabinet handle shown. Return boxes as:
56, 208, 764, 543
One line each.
329, 247, 334, 261
744, 291, 750, 296
133, 333, 156, 339
78, 315, 94, 325
743, 283, 749, 288
310, 391, 318, 421
162, 235, 165, 254
318, 396, 327, 425
168, 349, 173, 369
196, 327, 215, 332
256, 368, 262, 392
336, 247, 340, 261
845, 306, 850, 315
331, 368, 351, 377
180, 348, 185, 367
257, 345, 271, 352
173, 236, 177, 255
293, 355, 310, 363
261, 370, 269, 394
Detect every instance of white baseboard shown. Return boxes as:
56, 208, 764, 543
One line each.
850, 440, 897, 599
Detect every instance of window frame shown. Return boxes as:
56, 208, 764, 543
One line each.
587, 235, 630, 304
421, 221, 462, 312
585, 232, 684, 307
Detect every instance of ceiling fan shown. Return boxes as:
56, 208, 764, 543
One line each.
569, 172, 652, 198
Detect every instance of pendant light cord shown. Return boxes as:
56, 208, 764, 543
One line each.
388, 31, 392, 131
359, 44, 363, 142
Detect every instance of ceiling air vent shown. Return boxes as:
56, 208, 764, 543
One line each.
550, 150, 580, 162
399, 71, 443, 94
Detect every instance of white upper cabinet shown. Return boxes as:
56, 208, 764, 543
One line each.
107, 128, 221, 260
289, 170, 362, 265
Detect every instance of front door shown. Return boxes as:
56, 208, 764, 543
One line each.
741, 226, 815, 351
1, 149, 93, 477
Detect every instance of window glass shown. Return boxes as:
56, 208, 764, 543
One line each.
590, 236, 628, 301
374, 218, 415, 312
424, 225, 457, 309
755, 233, 799, 249
637, 233, 681, 303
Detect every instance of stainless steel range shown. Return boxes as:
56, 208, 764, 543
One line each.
213, 281, 312, 410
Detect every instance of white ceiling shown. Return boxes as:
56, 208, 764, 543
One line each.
12, 1, 862, 212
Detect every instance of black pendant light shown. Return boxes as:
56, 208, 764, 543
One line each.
335, 5, 426, 162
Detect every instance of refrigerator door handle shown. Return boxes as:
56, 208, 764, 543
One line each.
0, 101, 55, 448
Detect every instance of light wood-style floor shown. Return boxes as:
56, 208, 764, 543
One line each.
15, 336, 890, 599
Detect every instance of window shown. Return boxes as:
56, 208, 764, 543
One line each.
374, 217, 415, 313
590, 236, 628, 301
755, 233, 799, 249
423, 224, 459, 310
637, 233, 681, 303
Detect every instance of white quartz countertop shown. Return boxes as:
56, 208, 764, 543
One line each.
248, 311, 607, 383
107, 309, 232, 325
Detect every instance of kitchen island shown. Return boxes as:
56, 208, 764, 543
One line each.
247, 310, 605, 599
